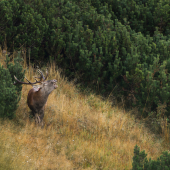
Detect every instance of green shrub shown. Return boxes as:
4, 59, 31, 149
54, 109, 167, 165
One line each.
0, 0, 47, 60
90, 0, 170, 36
132, 145, 170, 170
0, 54, 25, 119
5, 52, 25, 100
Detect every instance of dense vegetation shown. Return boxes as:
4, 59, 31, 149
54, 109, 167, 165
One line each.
1, 0, 170, 119
132, 145, 170, 170
0, 54, 25, 119
2, 0, 170, 118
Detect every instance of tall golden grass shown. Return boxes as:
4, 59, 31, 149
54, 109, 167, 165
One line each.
1, 49, 170, 170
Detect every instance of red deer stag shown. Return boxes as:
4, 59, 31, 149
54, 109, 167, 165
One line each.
14, 68, 58, 125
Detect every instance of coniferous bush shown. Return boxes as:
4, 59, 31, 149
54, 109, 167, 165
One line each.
0, 64, 18, 119
0, 0, 48, 60
89, 0, 170, 36
5, 52, 25, 100
132, 145, 170, 170
0, 54, 25, 119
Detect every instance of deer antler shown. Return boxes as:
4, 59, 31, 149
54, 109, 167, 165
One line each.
44, 67, 48, 80
37, 69, 45, 81
13, 75, 41, 85
35, 66, 48, 81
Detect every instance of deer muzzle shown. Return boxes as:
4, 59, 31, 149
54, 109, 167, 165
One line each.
54, 84, 58, 89
53, 79, 58, 89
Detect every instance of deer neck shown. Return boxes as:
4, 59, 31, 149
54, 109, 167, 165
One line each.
34, 88, 49, 108
40, 88, 50, 100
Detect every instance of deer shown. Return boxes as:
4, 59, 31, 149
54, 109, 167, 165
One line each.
14, 68, 58, 126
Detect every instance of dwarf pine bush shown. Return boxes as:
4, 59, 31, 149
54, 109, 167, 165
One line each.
0, 54, 25, 119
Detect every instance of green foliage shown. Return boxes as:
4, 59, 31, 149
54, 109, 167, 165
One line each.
132, 145, 170, 170
0, 64, 17, 119
153, 0, 170, 35
1, 0, 170, 119
132, 145, 147, 170
0, 0, 48, 59
90, 0, 170, 36
5, 52, 25, 98
0, 55, 25, 119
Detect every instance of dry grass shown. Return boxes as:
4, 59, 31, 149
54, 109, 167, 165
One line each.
1, 49, 170, 170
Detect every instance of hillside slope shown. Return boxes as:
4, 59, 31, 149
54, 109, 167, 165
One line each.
0, 51, 170, 169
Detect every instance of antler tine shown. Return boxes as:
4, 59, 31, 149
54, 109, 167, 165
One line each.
13, 75, 18, 85
33, 76, 42, 81
37, 69, 45, 81
33, 76, 42, 82
44, 67, 48, 80
25, 76, 34, 84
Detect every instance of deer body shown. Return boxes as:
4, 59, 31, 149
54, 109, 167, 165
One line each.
14, 69, 57, 125
27, 88, 47, 115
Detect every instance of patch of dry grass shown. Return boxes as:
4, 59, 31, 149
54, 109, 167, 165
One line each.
1, 49, 170, 169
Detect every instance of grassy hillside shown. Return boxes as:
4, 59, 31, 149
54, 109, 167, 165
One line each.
1, 49, 170, 169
